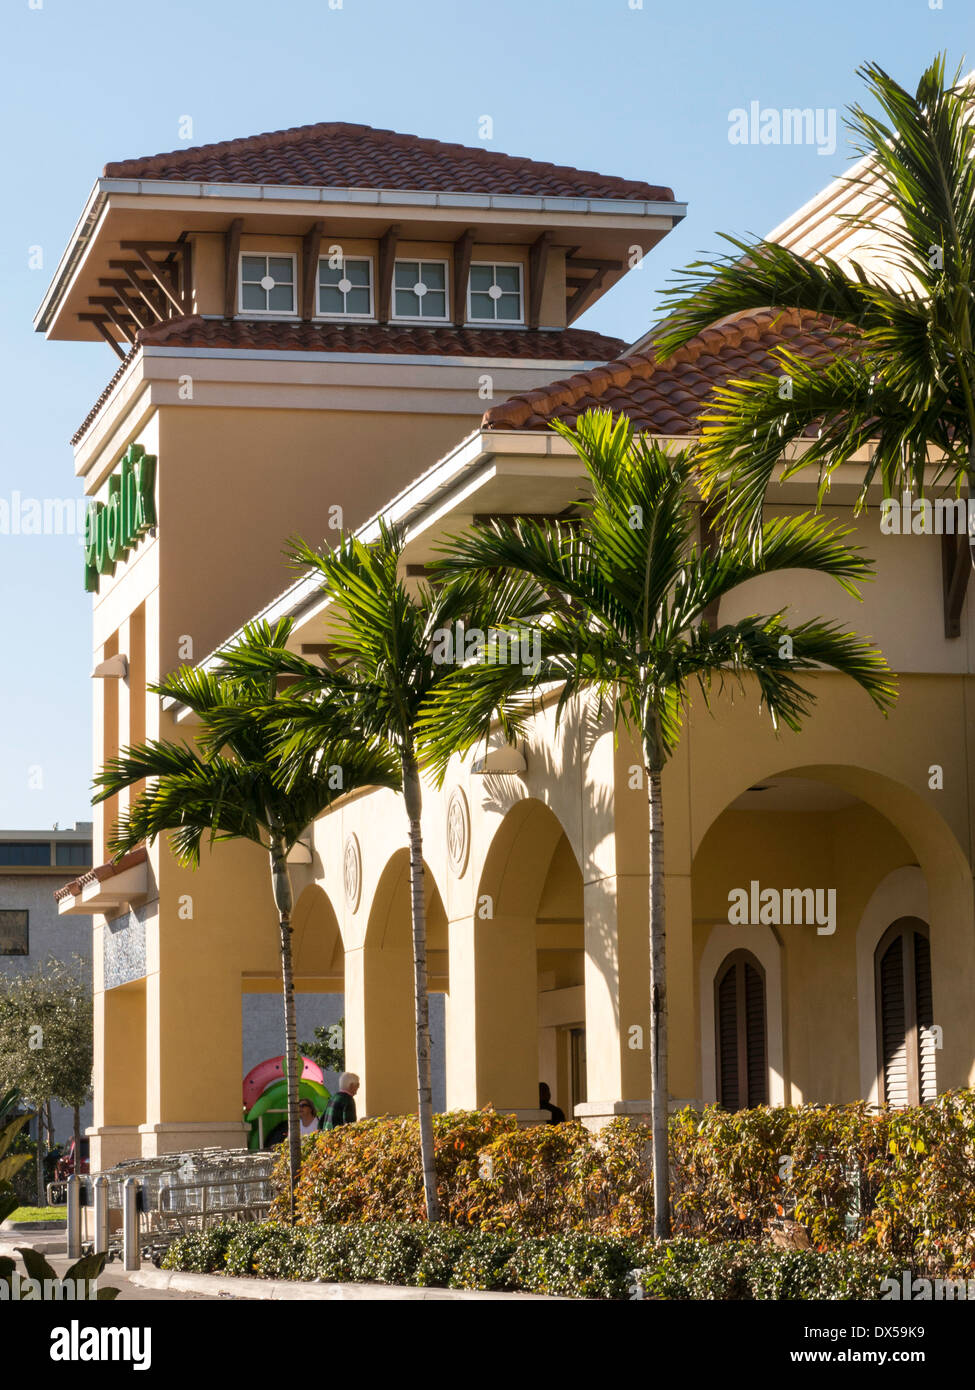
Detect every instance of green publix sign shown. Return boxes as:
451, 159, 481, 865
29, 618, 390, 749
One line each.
84, 443, 156, 593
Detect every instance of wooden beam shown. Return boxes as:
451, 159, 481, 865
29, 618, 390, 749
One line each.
92, 282, 153, 331
130, 247, 186, 316
452, 228, 476, 325
224, 218, 243, 319
82, 303, 136, 342
88, 294, 148, 335
567, 267, 609, 323
107, 262, 168, 316
98, 278, 164, 322
301, 220, 325, 321
528, 231, 554, 329
942, 530, 970, 638
377, 223, 401, 325
86, 316, 127, 361
179, 238, 193, 314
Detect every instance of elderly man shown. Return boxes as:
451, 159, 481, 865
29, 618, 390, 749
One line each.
321, 1072, 360, 1131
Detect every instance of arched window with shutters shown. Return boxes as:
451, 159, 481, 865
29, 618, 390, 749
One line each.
714, 950, 768, 1110
875, 918, 936, 1107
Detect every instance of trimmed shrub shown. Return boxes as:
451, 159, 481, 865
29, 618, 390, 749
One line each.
164, 1220, 909, 1300
265, 1092, 975, 1277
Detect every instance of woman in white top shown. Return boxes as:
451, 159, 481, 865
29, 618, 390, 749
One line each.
298, 1098, 320, 1137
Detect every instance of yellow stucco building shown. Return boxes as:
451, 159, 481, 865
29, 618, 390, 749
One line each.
38, 121, 975, 1168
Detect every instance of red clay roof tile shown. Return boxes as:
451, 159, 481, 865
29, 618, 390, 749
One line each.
70, 317, 625, 446
103, 121, 674, 202
133, 315, 625, 359
480, 310, 852, 434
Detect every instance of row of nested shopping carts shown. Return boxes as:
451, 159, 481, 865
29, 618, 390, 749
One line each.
77, 1146, 277, 1262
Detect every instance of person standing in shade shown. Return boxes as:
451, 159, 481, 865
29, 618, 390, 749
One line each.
539, 1082, 565, 1124
321, 1072, 360, 1130
298, 1098, 320, 1137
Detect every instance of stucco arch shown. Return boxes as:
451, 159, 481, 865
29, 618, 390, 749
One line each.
692, 760, 974, 1102
476, 796, 581, 921
291, 883, 344, 977
364, 848, 448, 958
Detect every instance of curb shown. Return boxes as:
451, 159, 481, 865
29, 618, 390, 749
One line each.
0, 1220, 67, 1233
128, 1268, 556, 1301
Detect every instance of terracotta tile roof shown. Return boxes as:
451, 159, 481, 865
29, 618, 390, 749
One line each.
103, 121, 674, 202
53, 846, 148, 902
70, 316, 625, 446
70, 346, 138, 445
132, 314, 626, 361
480, 309, 851, 434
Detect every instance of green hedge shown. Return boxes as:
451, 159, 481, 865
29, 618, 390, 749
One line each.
162, 1221, 905, 1300
270, 1093, 975, 1276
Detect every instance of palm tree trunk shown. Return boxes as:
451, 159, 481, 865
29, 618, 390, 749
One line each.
73, 1105, 82, 1184
647, 759, 671, 1240
269, 826, 300, 1222
402, 750, 440, 1222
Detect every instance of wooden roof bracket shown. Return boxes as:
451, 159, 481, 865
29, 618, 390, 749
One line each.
942, 529, 970, 638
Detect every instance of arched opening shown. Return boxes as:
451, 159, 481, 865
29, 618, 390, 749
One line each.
875, 918, 935, 1108
692, 766, 971, 1107
355, 850, 448, 1117
449, 797, 583, 1118
241, 883, 346, 1095
714, 950, 768, 1110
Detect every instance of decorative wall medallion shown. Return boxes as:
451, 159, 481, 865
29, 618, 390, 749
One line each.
343, 834, 362, 912
446, 787, 470, 877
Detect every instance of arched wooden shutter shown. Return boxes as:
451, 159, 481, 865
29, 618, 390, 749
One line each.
715, 952, 768, 1110
875, 918, 936, 1107
914, 932, 937, 1105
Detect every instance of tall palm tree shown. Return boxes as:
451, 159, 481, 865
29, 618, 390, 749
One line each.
420, 409, 895, 1239
657, 56, 975, 547
218, 524, 541, 1222
92, 618, 398, 1212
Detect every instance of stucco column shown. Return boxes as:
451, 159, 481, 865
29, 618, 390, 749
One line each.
577, 728, 696, 1129
445, 912, 543, 1119
343, 942, 417, 1117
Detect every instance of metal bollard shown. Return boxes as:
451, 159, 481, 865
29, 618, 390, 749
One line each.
66, 1175, 82, 1260
93, 1175, 110, 1255
122, 1178, 140, 1271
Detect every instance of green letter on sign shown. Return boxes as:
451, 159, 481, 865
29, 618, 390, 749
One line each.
84, 444, 156, 592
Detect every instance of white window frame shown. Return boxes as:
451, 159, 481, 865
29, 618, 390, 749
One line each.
315, 254, 375, 321
238, 252, 298, 317
391, 258, 450, 323
467, 260, 525, 326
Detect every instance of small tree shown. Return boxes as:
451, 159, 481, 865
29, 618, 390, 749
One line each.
0, 958, 92, 1206
423, 410, 895, 1238
94, 619, 398, 1210
301, 1017, 345, 1077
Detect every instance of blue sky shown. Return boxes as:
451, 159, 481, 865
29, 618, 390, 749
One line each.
0, 0, 970, 830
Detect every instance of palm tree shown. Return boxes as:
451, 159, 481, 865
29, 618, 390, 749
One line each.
657, 56, 975, 547
92, 618, 398, 1212
217, 524, 541, 1222
420, 409, 895, 1239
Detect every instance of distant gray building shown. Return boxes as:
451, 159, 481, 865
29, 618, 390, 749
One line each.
0, 822, 94, 1143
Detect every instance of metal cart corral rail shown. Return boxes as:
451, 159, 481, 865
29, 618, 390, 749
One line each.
73, 1148, 277, 1265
